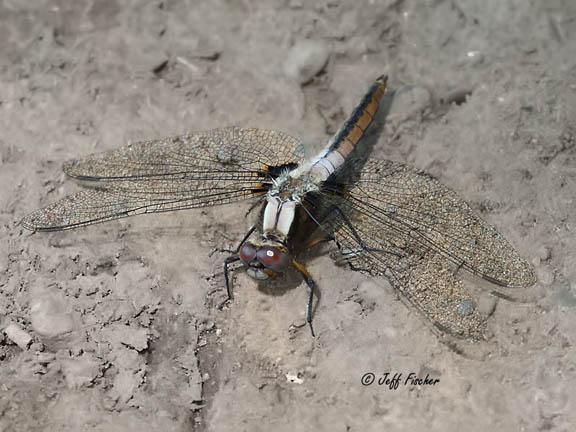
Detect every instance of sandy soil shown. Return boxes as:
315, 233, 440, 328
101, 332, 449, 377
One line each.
1, 0, 575, 431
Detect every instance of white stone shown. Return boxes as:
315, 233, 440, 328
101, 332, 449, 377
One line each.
4, 323, 32, 350
286, 372, 304, 384
283, 40, 330, 85
30, 296, 75, 338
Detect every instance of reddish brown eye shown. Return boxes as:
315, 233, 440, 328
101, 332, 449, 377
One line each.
256, 247, 292, 272
239, 243, 257, 264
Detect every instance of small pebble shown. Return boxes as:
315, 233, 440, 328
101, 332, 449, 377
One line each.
71, 345, 84, 356
477, 296, 498, 317
536, 267, 555, 286
389, 85, 431, 123
30, 296, 75, 338
286, 372, 304, 384
283, 39, 330, 85
4, 323, 32, 350
456, 299, 475, 317
290, 319, 307, 329
30, 342, 45, 352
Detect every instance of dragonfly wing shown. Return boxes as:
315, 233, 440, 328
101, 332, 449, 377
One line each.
322, 158, 536, 338
63, 127, 303, 182
22, 127, 304, 231
336, 241, 487, 339
326, 159, 535, 288
21, 189, 230, 231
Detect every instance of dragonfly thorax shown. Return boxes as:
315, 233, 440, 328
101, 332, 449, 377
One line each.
269, 170, 321, 202
261, 169, 321, 247
239, 240, 293, 281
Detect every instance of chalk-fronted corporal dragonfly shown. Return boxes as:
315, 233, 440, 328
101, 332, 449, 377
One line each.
21, 76, 535, 338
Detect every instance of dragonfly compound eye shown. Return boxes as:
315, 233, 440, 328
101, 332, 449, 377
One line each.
256, 247, 292, 272
239, 242, 258, 264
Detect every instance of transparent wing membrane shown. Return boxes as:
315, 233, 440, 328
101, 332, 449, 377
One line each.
21, 127, 304, 231
20, 187, 263, 232
321, 159, 535, 338
325, 159, 535, 288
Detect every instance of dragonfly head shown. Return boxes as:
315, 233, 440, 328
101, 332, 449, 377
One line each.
239, 241, 292, 280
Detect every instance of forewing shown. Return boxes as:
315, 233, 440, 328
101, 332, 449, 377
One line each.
22, 127, 304, 231
324, 159, 536, 338
327, 159, 535, 288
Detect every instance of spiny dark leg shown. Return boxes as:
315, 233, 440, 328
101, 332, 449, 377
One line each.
211, 224, 257, 256
223, 255, 240, 301
305, 279, 316, 337
235, 224, 257, 253
329, 204, 403, 258
219, 225, 256, 308
292, 260, 317, 337
245, 197, 265, 218
302, 233, 335, 251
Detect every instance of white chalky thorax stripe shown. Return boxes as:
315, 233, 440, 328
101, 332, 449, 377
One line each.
263, 196, 296, 237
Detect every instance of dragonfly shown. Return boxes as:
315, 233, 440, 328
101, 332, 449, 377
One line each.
21, 75, 536, 339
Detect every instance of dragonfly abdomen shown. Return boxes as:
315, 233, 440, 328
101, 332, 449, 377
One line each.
309, 75, 388, 181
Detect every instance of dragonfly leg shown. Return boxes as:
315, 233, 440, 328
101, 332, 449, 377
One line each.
244, 197, 265, 219
303, 233, 334, 250
306, 281, 316, 337
292, 260, 317, 337
222, 255, 240, 305
235, 224, 257, 253
329, 204, 403, 258
209, 225, 256, 256
210, 224, 257, 256
220, 224, 257, 307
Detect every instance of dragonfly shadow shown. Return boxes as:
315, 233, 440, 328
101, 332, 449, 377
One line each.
248, 259, 325, 324
254, 269, 303, 297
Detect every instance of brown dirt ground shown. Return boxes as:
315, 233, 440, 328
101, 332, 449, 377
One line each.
1, 1, 575, 431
